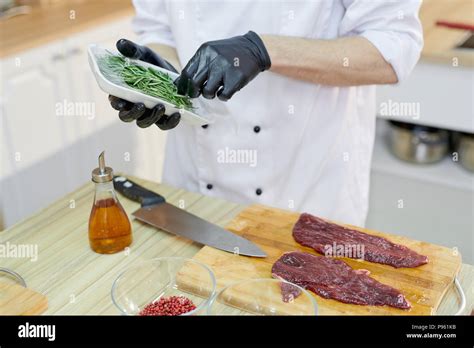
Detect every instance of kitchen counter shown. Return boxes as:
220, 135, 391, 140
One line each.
0, 176, 472, 315
420, 0, 474, 67
0, 0, 134, 58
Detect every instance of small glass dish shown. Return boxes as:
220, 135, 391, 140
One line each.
207, 278, 317, 315
0, 267, 27, 287
111, 257, 216, 316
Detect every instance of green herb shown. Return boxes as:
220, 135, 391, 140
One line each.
98, 53, 193, 111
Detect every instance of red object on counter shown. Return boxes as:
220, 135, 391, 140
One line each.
436, 20, 474, 31
292, 212, 428, 268
139, 296, 197, 316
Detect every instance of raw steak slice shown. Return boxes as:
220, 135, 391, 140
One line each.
279, 282, 302, 303
293, 213, 428, 268
272, 251, 411, 309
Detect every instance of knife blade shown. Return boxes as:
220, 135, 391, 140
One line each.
113, 176, 266, 258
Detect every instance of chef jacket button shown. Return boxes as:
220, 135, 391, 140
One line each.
202, 124, 209, 129
253, 126, 261, 133
206, 183, 213, 190
256, 188, 262, 196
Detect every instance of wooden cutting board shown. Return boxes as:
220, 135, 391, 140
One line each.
184, 205, 462, 315
0, 282, 48, 315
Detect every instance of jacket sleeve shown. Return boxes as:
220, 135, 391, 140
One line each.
131, 0, 175, 47
339, 0, 423, 83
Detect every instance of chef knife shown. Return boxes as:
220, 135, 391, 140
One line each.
113, 176, 266, 257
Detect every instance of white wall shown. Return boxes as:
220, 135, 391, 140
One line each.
0, 17, 167, 229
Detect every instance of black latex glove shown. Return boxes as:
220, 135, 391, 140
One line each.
108, 38, 181, 130
175, 31, 271, 101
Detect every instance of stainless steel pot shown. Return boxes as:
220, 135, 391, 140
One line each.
388, 120, 449, 164
457, 132, 474, 172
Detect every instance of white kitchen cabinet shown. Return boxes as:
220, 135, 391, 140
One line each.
1, 41, 68, 178
0, 17, 167, 229
367, 120, 474, 263
0, 40, 72, 227
376, 62, 474, 133
367, 171, 473, 264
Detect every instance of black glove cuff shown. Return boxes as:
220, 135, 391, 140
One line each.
244, 31, 272, 71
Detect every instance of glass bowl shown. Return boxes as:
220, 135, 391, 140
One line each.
0, 268, 27, 287
207, 278, 317, 315
111, 257, 216, 316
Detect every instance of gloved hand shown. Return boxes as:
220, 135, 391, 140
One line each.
175, 31, 271, 101
108, 39, 181, 130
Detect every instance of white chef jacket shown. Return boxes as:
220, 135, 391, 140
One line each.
132, 0, 423, 226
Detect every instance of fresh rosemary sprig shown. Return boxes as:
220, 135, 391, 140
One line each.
98, 53, 193, 111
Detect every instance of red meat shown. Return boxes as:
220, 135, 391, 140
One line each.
272, 251, 411, 309
293, 213, 428, 268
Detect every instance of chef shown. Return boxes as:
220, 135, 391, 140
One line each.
109, 0, 423, 226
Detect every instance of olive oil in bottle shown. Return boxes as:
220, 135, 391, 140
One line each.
88, 151, 132, 254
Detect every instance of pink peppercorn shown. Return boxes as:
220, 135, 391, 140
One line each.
139, 296, 197, 316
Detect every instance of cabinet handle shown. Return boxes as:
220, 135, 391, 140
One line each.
67, 48, 82, 56
51, 48, 81, 61
51, 53, 65, 61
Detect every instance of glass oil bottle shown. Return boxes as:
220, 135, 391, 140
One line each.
88, 151, 132, 254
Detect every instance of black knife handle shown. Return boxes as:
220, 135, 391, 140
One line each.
113, 176, 166, 207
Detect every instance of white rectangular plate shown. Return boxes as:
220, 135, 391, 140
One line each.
88, 44, 213, 126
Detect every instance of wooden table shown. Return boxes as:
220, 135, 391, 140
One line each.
0, 176, 472, 315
